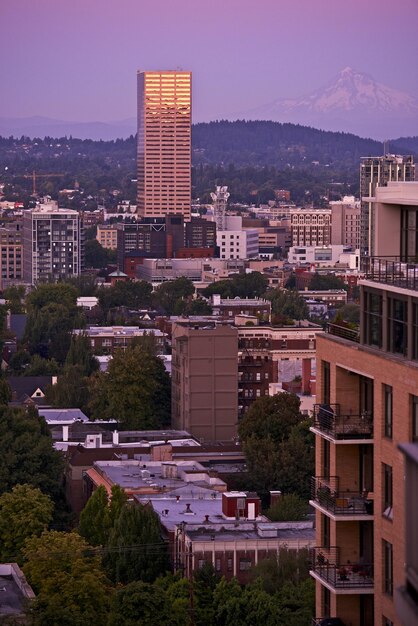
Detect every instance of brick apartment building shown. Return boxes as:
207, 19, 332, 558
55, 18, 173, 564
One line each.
171, 323, 238, 441
311, 181, 418, 626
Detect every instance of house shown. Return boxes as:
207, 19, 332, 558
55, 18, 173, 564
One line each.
7, 376, 56, 407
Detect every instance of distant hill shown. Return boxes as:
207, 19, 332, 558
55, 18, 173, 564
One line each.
192, 120, 417, 168
0, 116, 136, 141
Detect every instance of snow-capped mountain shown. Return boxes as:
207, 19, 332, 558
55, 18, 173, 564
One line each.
239, 68, 418, 139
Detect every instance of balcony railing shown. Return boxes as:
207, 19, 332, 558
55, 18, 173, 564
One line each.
311, 477, 373, 516
312, 404, 373, 440
362, 256, 418, 291
311, 547, 374, 589
326, 323, 359, 343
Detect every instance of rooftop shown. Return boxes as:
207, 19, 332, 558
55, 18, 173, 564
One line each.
0, 564, 35, 617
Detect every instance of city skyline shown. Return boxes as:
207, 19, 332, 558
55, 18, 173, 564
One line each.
1, 0, 418, 126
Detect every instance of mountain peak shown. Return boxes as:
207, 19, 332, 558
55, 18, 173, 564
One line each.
239, 68, 418, 139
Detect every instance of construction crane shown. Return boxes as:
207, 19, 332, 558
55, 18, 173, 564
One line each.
26, 171, 65, 195
10, 171, 65, 195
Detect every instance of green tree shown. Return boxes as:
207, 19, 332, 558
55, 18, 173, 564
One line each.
267, 289, 309, 322
78, 486, 110, 546
88, 340, 171, 428
309, 272, 348, 291
238, 394, 313, 502
333, 303, 360, 325
0, 378, 12, 405
250, 548, 311, 594
23, 531, 111, 626
98, 280, 153, 315
24, 354, 61, 376
238, 393, 303, 443
65, 333, 98, 376
153, 277, 195, 314
202, 272, 268, 299
0, 484, 53, 563
0, 406, 64, 501
104, 503, 169, 584
267, 493, 309, 522
84, 238, 116, 268
45, 364, 89, 410
3, 285, 25, 313
25, 283, 83, 362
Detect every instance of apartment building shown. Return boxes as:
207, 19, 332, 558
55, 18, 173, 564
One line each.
311, 182, 418, 626
22, 204, 82, 283
0, 222, 22, 288
171, 323, 238, 441
74, 326, 166, 354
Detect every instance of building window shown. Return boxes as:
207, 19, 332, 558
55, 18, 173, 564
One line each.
227, 558, 233, 571
322, 360, 330, 405
388, 297, 407, 355
364, 290, 382, 348
383, 464, 393, 519
322, 514, 330, 548
239, 558, 252, 571
322, 439, 330, 480
411, 396, 418, 442
215, 559, 221, 572
322, 586, 330, 618
198, 559, 205, 569
383, 385, 393, 439
383, 540, 393, 596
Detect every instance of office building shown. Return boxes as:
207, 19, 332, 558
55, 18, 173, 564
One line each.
22, 204, 82, 283
290, 208, 332, 247
137, 70, 192, 221
96, 224, 118, 249
171, 323, 238, 441
360, 154, 415, 255
311, 182, 418, 626
0, 222, 23, 288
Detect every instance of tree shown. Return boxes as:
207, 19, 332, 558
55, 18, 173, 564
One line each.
250, 548, 311, 594
23, 531, 111, 626
98, 280, 153, 315
309, 272, 348, 291
84, 238, 111, 268
78, 486, 109, 546
202, 272, 268, 299
45, 364, 89, 410
266, 493, 309, 522
3, 285, 25, 313
65, 333, 98, 376
267, 289, 309, 322
0, 406, 64, 501
88, 340, 171, 429
78, 484, 127, 547
238, 394, 313, 502
104, 503, 169, 584
24, 354, 61, 376
333, 303, 360, 325
0, 484, 53, 563
25, 283, 84, 363
0, 378, 12, 405
238, 393, 303, 443
152, 277, 195, 314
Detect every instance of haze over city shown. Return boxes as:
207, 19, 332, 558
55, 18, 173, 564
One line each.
1, 0, 418, 132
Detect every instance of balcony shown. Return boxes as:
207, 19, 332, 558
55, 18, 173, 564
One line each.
362, 256, 418, 292
312, 404, 373, 441
311, 477, 373, 519
310, 547, 374, 592
326, 323, 359, 343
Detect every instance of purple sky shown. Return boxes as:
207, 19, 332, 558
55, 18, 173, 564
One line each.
1, 0, 418, 123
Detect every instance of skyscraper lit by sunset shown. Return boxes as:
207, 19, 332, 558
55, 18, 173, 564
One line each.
137, 70, 192, 221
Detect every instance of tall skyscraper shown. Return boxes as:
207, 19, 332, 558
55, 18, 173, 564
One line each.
360, 154, 415, 256
137, 70, 192, 222
22, 203, 82, 283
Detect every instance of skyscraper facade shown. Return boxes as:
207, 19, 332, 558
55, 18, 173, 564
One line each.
137, 70, 192, 222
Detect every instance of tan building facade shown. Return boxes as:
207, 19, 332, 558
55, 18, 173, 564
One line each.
137, 70, 192, 221
290, 208, 331, 247
171, 323, 238, 441
96, 224, 117, 249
